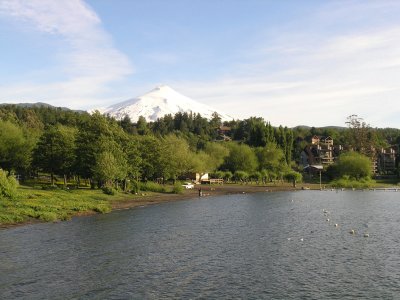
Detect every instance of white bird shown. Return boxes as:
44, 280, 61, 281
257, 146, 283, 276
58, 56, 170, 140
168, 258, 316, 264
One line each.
364, 233, 369, 237
300, 238, 304, 242
334, 224, 338, 227
349, 229, 355, 234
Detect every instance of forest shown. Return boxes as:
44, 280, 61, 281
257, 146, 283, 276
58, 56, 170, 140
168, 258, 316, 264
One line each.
1, 104, 400, 194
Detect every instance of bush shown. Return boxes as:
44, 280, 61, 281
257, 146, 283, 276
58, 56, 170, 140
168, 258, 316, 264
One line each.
331, 176, 376, 189
130, 180, 140, 194
139, 181, 168, 193
41, 185, 59, 190
102, 186, 117, 195
0, 170, 19, 199
38, 211, 58, 222
172, 183, 184, 194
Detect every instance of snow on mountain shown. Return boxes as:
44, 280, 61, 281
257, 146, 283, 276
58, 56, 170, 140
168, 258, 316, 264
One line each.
98, 85, 233, 122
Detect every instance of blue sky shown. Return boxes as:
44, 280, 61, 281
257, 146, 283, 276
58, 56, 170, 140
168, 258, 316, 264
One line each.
0, 0, 400, 128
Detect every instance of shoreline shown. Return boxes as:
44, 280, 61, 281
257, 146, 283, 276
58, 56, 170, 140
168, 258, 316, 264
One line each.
110, 183, 300, 211
0, 183, 311, 231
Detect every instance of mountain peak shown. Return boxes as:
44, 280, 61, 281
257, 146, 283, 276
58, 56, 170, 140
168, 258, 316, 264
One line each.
99, 85, 232, 122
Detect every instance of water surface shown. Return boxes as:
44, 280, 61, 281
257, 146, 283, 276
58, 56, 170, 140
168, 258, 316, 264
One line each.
1, 190, 400, 299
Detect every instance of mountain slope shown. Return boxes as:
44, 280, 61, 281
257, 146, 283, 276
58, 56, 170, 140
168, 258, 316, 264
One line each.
99, 85, 232, 122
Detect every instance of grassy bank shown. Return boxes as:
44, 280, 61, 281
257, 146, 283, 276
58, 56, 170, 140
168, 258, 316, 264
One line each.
0, 182, 187, 227
0, 186, 128, 225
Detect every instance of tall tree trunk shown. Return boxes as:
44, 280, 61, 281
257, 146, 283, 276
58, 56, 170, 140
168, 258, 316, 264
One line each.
64, 174, 67, 188
51, 172, 54, 186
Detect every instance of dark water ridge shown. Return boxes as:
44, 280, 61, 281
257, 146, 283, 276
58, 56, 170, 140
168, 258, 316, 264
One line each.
1, 190, 400, 299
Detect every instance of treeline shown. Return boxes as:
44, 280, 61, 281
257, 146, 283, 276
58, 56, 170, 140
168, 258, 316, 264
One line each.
0, 105, 300, 191
1, 105, 399, 191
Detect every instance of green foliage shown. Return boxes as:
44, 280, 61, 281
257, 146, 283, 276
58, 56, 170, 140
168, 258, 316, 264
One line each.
211, 170, 225, 179
233, 171, 249, 182
139, 181, 168, 193
32, 125, 76, 184
102, 186, 117, 195
256, 143, 286, 173
223, 143, 258, 173
250, 171, 262, 182
203, 142, 229, 171
223, 171, 233, 182
283, 170, 303, 187
172, 183, 184, 194
331, 151, 372, 180
130, 180, 140, 193
0, 187, 112, 225
0, 120, 33, 173
0, 169, 19, 199
331, 176, 376, 189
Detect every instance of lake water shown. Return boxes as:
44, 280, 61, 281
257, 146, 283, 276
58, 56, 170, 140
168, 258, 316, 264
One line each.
1, 190, 400, 299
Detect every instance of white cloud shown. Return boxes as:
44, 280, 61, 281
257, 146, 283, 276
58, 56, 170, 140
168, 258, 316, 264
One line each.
173, 5, 400, 128
0, 0, 132, 108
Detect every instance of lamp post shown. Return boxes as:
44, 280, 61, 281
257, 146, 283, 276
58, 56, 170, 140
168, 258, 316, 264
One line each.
319, 170, 322, 190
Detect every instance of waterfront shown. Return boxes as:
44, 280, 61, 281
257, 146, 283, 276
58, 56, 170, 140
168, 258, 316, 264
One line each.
1, 190, 399, 299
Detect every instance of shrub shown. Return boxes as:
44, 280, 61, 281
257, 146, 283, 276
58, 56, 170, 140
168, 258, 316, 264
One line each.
0, 169, 19, 199
38, 211, 58, 222
172, 183, 184, 194
331, 176, 376, 189
41, 185, 59, 190
130, 180, 140, 194
102, 186, 117, 195
139, 182, 168, 193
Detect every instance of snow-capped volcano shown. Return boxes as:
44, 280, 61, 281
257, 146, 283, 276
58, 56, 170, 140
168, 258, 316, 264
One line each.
99, 85, 232, 122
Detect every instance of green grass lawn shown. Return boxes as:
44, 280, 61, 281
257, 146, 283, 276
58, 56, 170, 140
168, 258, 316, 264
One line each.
0, 186, 135, 225
0, 183, 182, 226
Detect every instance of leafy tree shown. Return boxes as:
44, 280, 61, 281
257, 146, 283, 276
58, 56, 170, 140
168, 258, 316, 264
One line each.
223, 171, 233, 182
93, 151, 122, 188
32, 125, 76, 186
331, 151, 372, 180
0, 169, 19, 199
223, 143, 258, 173
345, 115, 374, 157
256, 143, 286, 174
161, 135, 192, 181
136, 116, 149, 135
233, 170, 249, 183
203, 142, 229, 171
250, 171, 262, 184
0, 120, 32, 174
283, 170, 302, 187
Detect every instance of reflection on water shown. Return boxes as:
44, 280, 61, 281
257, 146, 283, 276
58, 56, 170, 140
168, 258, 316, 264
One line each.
1, 190, 400, 299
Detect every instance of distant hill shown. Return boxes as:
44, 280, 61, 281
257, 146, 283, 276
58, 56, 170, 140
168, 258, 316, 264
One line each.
96, 85, 233, 123
292, 125, 346, 130
0, 102, 85, 113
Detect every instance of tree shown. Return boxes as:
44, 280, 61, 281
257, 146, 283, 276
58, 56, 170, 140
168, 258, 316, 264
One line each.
223, 143, 258, 173
345, 115, 374, 157
0, 169, 18, 199
32, 125, 76, 186
283, 170, 302, 187
136, 116, 149, 135
93, 151, 122, 188
161, 135, 192, 182
233, 170, 249, 183
203, 142, 229, 171
256, 143, 286, 174
0, 120, 32, 174
332, 151, 372, 180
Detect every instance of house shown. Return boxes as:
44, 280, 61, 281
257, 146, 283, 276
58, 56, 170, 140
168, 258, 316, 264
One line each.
300, 136, 342, 167
376, 147, 397, 174
300, 136, 398, 176
215, 125, 232, 141
184, 172, 209, 183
